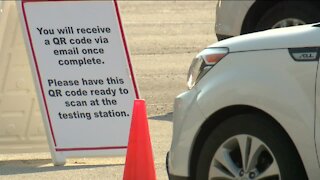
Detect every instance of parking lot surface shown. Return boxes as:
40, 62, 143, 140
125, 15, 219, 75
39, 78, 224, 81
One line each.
0, 1, 216, 179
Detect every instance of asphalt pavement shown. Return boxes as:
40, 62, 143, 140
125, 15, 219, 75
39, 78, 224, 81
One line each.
0, 1, 217, 179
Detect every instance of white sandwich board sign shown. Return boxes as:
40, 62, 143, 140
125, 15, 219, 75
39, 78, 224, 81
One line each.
19, 0, 139, 165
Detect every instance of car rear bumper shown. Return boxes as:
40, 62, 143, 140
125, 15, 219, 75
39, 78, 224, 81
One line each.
216, 33, 233, 41
215, 0, 255, 38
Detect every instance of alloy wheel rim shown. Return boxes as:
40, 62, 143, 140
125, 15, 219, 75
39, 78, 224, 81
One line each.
208, 135, 280, 180
272, 18, 306, 29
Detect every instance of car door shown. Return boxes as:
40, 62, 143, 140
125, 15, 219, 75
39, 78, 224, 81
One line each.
314, 47, 320, 167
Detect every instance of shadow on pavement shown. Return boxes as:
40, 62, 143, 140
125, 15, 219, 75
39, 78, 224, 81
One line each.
0, 159, 124, 175
149, 112, 173, 122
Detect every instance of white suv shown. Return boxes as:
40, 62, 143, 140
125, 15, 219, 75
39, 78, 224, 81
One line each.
215, 0, 320, 40
167, 24, 320, 179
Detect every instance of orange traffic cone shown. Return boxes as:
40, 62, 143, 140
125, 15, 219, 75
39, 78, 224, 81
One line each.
123, 99, 156, 180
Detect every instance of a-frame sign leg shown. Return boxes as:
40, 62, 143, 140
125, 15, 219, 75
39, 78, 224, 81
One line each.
52, 152, 66, 166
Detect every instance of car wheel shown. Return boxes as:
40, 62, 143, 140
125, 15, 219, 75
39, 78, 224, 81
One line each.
255, 2, 320, 31
195, 113, 307, 180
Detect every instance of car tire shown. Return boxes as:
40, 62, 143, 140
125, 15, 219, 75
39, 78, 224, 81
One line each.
195, 113, 307, 180
255, 1, 320, 31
